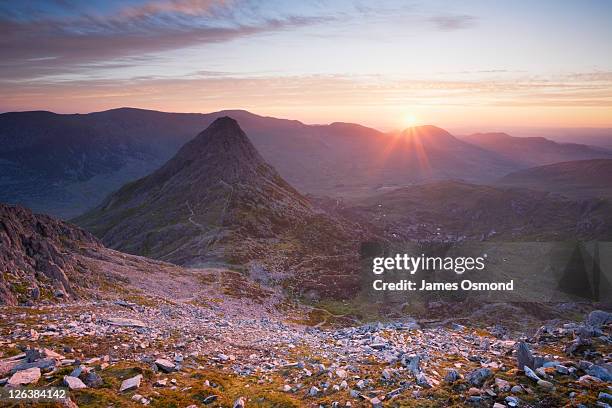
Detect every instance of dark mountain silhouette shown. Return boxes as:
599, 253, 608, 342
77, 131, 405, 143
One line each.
75, 117, 367, 298
2, 108, 520, 218
498, 159, 612, 200
462, 132, 612, 166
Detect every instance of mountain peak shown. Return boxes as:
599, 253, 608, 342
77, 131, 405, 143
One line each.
190, 115, 251, 148
397, 125, 458, 146
208, 115, 240, 129
176, 116, 262, 164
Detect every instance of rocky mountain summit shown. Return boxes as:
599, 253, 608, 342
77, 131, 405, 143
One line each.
76, 117, 367, 298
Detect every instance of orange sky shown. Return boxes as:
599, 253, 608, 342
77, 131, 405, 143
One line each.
1, 1, 612, 131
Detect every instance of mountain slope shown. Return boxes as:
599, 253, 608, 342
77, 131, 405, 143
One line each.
75, 117, 366, 298
2, 108, 522, 218
498, 159, 612, 200
462, 132, 612, 166
342, 180, 612, 242
0, 202, 191, 305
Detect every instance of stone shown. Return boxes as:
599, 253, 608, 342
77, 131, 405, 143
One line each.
370, 397, 382, 408
495, 377, 511, 392
587, 364, 612, 382
555, 365, 569, 375
336, 368, 347, 379
506, 396, 520, 407
233, 397, 246, 408
25, 349, 42, 362
309, 386, 319, 396
537, 379, 554, 390
203, 395, 218, 404
282, 384, 291, 392
466, 368, 492, 387
416, 373, 431, 388
444, 369, 460, 383
120, 374, 142, 392
64, 375, 87, 390
585, 310, 612, 328
84, 372, 103, 388
402, 354, 421, 375
7, 367, 41, 387
510, 385, 523, 394
0, 360, 20, 377
577, 375, 602, 385
516, 341, 534, 370
62, 398, 79, 408
69, 366, 83, 378
154, 378, 167, 387
154, 358, 176, 373
493, 403, 506, 408
107, 318, 147, 328
43, 348, 64, 360
524, 366, 541, 382
13, 358, 56, 373
600, 393, 612, 402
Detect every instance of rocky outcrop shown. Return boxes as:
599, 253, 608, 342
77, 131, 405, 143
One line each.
0, 203, 101, 305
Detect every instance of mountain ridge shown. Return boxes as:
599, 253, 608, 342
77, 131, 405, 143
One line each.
463, 132, 612, 166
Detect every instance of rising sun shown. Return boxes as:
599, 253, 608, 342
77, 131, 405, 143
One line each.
403, 114, 418, 128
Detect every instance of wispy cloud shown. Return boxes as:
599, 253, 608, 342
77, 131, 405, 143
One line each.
429, 13, 477, 31
0, 0, 330, 80
3, 71, 611, 111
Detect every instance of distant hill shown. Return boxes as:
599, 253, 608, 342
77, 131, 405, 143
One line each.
341, 180, 612, 242
498, 159, 612, 200
75, 117, 368, 298
1, 108, 519, 218
462, 132, 612, 166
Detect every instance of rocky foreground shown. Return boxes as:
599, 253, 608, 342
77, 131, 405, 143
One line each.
1, 290, 611, 407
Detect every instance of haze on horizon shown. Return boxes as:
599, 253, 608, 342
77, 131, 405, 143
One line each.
1, 0, 611, 131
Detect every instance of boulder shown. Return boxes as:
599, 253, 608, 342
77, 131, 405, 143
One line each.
516, 342, 534, 370
585, 310, 612, 328
64, 375, 87, 390
154, 358, 176, 373
7, 367, 41, 387
84, 372, 103, 388
444, 369, 460, 383
416, 372, 431, 388
587, 364, 612, 382
466, 368, 492, 387
119, 374, 142, 392
233, 397, 246, 408
107, 318, 147, 328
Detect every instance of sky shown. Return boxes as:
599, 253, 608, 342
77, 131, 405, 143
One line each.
1, 0, 611, 131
